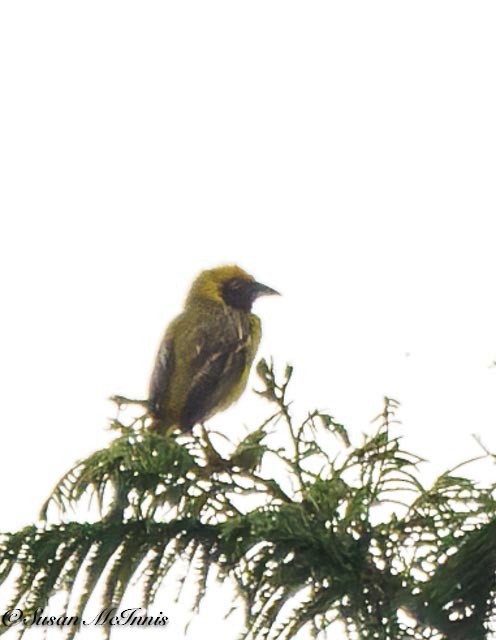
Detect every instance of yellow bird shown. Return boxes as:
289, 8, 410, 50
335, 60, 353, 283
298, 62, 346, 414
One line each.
148, 265, 279, 433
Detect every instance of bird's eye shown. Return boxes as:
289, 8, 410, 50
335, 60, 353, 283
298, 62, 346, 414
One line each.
229, 279, 243, 290
221, 278, 252, 310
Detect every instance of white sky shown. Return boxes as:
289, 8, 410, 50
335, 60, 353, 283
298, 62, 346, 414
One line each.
1, 2, 496, 638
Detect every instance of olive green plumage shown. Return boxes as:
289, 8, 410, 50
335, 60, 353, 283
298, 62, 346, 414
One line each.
148, 265, 279, 433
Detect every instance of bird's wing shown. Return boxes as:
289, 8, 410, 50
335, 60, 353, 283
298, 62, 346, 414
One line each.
179, 329, 252, 431
148, 332, 176, 419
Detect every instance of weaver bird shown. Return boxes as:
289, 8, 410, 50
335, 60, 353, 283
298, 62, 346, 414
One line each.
148, 265, 279, 433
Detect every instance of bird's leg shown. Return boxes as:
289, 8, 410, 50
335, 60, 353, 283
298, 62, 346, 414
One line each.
200, 423, 219, 457
200, 424, 229, 472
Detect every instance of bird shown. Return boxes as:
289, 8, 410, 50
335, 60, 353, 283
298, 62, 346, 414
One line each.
148, 265, 279, 434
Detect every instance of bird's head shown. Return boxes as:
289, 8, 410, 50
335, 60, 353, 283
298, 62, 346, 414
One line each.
186, 265, 279, 312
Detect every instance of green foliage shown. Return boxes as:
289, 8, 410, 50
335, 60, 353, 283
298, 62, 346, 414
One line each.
1, 360, 496, 639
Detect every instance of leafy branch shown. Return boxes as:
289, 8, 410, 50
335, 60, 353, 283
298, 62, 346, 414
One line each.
1, 360, 496, 639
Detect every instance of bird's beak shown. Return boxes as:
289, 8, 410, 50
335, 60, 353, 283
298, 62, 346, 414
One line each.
252, 281, 281, 298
